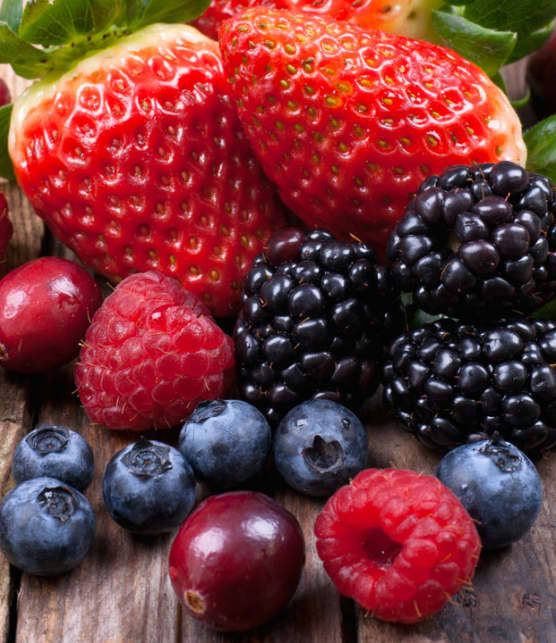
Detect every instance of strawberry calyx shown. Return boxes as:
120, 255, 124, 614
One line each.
0, 0, 211, 178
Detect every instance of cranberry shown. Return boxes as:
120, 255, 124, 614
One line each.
168, 491, 305, 631
0, 78, 10, 107
0, 257, 101, 372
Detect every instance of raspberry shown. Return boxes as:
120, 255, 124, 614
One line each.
314, 468, 481, 624
75, 271, 234, 431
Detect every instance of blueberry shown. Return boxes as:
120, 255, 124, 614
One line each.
273, 399, 368, 496
12, 425, 94, 491
0, 477, 95, 575
437, 439, 542, 549
179, 400, 272, 490
103, 439, 196, 534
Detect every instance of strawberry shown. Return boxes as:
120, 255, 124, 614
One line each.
219, 9, 526, 254
193, 0, 443, 42
2, 1, 286, 317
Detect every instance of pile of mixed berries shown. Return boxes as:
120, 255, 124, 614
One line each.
0, 157, 553, 629
0, 0, 556, 631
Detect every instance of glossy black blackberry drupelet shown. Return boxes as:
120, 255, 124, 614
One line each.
387, 161, 556, 319
234, 228, 404, 425
383, 317, 556, 456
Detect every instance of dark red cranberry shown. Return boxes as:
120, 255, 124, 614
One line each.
168, 491, 305, 631
0, 257, 102, 372
0, 78, 10, 107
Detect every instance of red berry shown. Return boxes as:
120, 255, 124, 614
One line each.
8, 24, 285, 318
0, 257, 101, 373
194, 0, 438, 42
169, 491, 305, 631
0, 192, 13, 260
314, 468, 481, 624
0, 78, 10, 107
75, 271, 234, 431
219, 9, 525, 255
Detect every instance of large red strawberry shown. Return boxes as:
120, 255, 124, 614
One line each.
219, 9, 526, 254
3, 2, 286, 317
193, 0, 442, 42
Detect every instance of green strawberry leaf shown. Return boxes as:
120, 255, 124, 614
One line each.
524, 115, 556, 183
0, 104, 15, 181
432, 10, 516, 77
532, 297, 556, 320
463, 0, 556, 35
509, 21, 555, 62
89, 0, 129, 31
0, 22, 51, 78
19, 0, 95, 46
0, 0, 23, 32
134, 0, 212, 29
463, 0, 556, 61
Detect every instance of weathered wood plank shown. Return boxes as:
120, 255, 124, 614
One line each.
14, 362, 183, 643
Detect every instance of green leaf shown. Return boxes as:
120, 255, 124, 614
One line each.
19, 0, 95, 46
509, 21, 555, 62
432, 10, 517, 77
411, 310, 447, 329
464, 0, 556, 34
510, 87, 531, 109
0, 23, 51, 78
0, 104, 15, 181
463, 0, 556, 62
88, 0, 128, 31
533, 297, 556, 320
134, 0, 212, 29
524, 115, 556, 183
0, 0, 23, 32
491, 71, 507, 93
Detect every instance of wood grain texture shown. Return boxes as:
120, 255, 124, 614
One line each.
0, 51, 555, 643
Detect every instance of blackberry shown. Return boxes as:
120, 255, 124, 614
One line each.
234, 228, 403, 425
387, 161, 556, 319
383, 317, 556, 456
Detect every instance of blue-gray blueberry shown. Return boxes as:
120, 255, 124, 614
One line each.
102, 439, 196, 535
179, 399, 271, 490
273, 399, 368, 497
437, 438, 542, 549
12, 424, 94, 491
0, 477, 95, 575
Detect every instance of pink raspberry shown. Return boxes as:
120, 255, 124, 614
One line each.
75, 271, 234, 431
314, 468, 481, 624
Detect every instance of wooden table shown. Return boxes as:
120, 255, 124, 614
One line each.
0, 59, 554, 643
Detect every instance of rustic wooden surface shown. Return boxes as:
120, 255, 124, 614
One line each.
0, 57, 555, 643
